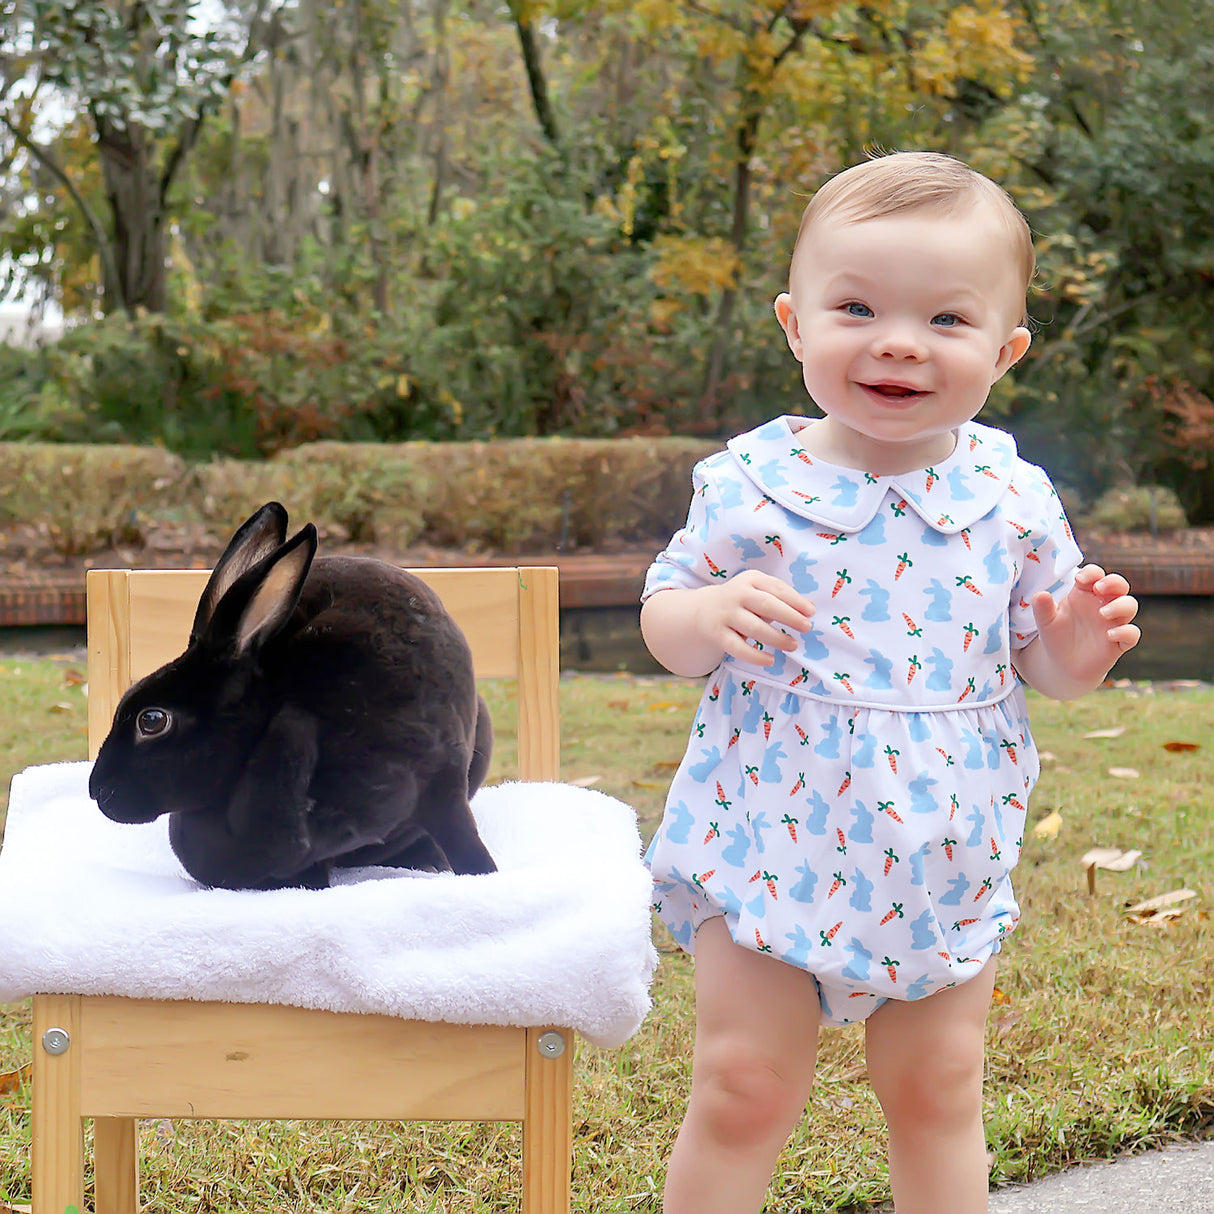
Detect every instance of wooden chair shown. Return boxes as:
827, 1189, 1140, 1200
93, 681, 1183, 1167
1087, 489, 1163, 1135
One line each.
32, 564, 567, 1214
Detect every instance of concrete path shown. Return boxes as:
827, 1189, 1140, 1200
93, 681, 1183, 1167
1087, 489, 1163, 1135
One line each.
988, 1139, 1214, 1213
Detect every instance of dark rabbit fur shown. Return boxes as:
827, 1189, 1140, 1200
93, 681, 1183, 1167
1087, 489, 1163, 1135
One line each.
89, 502, 496, 890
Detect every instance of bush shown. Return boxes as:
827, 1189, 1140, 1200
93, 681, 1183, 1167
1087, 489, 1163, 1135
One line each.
1081, 485, 1188, 534
0, 443, 189, 554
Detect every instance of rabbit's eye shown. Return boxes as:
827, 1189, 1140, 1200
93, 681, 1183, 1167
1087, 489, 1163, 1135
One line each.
136, 708, 171, 738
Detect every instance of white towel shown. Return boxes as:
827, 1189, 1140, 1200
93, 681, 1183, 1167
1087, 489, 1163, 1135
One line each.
0, 763, 657, 1048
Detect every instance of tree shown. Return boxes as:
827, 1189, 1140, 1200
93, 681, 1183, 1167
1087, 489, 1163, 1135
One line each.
0, 0, 284, 315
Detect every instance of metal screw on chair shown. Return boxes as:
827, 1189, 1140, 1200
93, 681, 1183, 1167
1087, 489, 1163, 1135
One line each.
536, 1030, 566, 1059
41, 1027, 71, 1055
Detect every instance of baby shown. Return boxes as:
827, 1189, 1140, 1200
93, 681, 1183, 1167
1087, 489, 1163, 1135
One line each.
641, 151, 1140, 1214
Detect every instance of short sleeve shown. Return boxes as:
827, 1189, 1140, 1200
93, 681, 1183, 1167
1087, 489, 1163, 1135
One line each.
642, 458, 734, 601
1007, 468, 1084, 649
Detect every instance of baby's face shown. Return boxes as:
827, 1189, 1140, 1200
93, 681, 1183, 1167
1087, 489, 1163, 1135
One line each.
775, 207, 1031, 472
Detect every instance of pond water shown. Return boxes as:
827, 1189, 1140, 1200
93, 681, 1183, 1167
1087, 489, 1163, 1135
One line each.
2, 595, 1210, 683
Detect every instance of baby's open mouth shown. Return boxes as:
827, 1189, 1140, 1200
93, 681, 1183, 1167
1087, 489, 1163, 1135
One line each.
865, 382, 924, 398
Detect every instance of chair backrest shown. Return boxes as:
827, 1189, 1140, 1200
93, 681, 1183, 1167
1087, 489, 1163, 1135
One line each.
85, 565, 560, 780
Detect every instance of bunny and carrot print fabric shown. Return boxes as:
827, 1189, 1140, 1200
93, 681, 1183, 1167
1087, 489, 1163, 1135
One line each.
643, 416, 1082, 1026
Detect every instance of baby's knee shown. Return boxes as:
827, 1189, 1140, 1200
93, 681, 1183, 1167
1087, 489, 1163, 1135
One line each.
692, 1040, 809, 1149
875, 1047, 984, 1134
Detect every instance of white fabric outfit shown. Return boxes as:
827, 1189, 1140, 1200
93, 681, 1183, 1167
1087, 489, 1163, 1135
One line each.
643, 417, 1081, 1026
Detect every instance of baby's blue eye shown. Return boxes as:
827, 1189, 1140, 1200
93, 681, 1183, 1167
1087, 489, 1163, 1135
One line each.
933, 312, 961, 327
845, 302, 873, 318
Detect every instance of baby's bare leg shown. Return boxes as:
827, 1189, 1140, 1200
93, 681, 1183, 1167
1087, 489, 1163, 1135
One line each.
663, 916, 821, 1214
865, 959, 998, 1214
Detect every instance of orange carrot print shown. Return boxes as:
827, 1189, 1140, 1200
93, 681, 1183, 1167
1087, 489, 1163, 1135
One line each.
975, 464, 1000, 480
763, 871, 779, 899
834, 672, 856, 694
956, 575, 982, 596
1001, 739, 1018, 765
833, 615, 855, 639
925, 467, 938, 491
837, 770, 852, 796
748, 869, 763, 884
948, 793, 959, 820
907, 655, 922, 684
952, 917, 980, 930
820, 921, 843, 946
832, 569, 852, 597
703, 823, 720, 844
794, 723, 811, 745
1002, 793, 1025, 812
790, 668, 809, 687
879, 800, 903, 823
704, 554, 727, 579
975, 876, 994, 901
827, 872, 846, 899
963, 622, 979, 652
783, 813, 799, 840
879, 902, 904, 926
708, 681, 720, 701
885, 745, 900, 774
763, 711, 775, 741
819, 531, 846, 546
745, 764, 759, 786
891, 498, 908, 517
791, 447, 813, 465
884, 848, 898, 876
715, 783, 732, 811
753, 496, 773, 512
765, 534, 784, 555
942, 836, 957, 861
902, 612, 922, 636
836, 827, 847, 853
958, 677, 976, 702
755, 929, 772, 953
788, 774, 805, 797
692, 870, 715, 889
895, 553, 913, 579
727, 727, 741, 749
960, 527, 972, 550
883, 956, 900, 983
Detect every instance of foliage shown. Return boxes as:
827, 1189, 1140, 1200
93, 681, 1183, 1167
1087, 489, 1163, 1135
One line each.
3, 0, 1214, 515
1081, 485, 1188, 535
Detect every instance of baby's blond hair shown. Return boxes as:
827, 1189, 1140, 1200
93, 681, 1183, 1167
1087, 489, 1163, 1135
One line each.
790, 151, 1035, 308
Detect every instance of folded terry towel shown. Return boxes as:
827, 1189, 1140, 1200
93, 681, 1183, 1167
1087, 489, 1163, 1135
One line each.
0, 762, 657, 1048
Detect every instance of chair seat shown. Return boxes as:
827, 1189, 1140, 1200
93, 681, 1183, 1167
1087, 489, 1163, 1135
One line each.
0, 762, 656, 1048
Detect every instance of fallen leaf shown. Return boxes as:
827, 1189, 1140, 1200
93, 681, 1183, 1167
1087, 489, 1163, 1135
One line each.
646, 701, 682, 712
1123, 889, 1197, 923
61, 667, 86, 687
1107, 766, 1140, 779
1084, 727, 1126, 739
1162, 741, 1200, 753
570, 775, 601, 787
630, 779, 665, 791
651, 760, 681, 773
1032, 810, 1063, 840
993, 1009, 1023, 1036
607, 700, 631, 712
991, 985, 1012, 1005
0, 1063, 30, 1101
47, 702, 74, 714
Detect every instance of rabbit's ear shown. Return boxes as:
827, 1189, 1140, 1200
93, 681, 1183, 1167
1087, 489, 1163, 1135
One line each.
202, 523, 318, 656
192, 502, 290, 642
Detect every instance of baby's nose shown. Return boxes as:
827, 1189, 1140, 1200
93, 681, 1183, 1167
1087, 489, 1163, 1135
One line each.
873, 325, 927, 361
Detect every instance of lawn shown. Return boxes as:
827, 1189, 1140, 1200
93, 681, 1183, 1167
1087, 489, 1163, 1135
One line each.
0, 654, 1210, 1212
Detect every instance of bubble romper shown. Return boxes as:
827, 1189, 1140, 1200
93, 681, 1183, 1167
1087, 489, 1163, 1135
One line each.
643, 417, 1081, 1026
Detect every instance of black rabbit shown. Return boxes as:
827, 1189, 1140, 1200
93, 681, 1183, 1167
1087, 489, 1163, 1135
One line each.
89, 502, 496, 890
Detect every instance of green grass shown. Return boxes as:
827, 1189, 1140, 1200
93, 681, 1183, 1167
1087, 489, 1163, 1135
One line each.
1, 663, 1211, 1211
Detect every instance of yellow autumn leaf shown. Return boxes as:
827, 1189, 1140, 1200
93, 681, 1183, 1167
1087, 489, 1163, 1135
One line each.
1031, 809, 1063, 840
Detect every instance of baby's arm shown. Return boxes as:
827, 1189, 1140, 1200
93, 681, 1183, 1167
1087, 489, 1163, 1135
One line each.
1012, 565, 1140, 700
641, 571, 815, 678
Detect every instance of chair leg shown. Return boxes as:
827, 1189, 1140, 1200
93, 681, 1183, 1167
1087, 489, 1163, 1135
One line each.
94, 1117, 140, 1214
31, 995, 84, 1214
522, 1027, 573, 1214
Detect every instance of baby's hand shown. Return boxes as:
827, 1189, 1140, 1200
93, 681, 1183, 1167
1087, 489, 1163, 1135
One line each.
1030, 565, 1140, 690
695, 569, 815, 668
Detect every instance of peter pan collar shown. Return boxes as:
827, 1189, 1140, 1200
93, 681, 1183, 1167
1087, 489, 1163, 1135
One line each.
725, 417, 1017, 534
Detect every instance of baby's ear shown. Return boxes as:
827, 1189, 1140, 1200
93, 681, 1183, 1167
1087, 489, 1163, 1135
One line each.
774, 293, 803, 360
993, 325, 1032, 381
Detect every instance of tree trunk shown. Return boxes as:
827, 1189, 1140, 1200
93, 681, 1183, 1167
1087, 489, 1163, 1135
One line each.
93, 118, 168, 314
